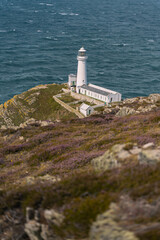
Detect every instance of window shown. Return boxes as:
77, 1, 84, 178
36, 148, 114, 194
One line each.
79, 52, 85, 57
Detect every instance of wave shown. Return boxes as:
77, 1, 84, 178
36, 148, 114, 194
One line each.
69, 13, 79, 16
146, 79, 160, 84
39, 3, 53, 6
59, 12, 68, 16
59, 12, 79, 16
0, 30, 7, 33
147, 39, 154, 43
46, 4, 53, 6
112, 43, 130, 47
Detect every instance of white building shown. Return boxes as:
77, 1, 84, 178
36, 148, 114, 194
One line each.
68, 47, 122, 104
80, 103, 94, 117
80, 83, 121, 103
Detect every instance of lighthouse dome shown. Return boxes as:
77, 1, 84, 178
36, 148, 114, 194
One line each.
79, 47, 86, 52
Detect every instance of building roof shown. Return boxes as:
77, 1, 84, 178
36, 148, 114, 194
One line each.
80, 103, 92, 111
81, 84, 111, 97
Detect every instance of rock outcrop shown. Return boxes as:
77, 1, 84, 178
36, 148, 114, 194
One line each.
89, 203, 138, 240
138, 149, 160, 165
116, 107, 136, 117
25, 208, 64, 240
91, 144, 138, 171
92, 143, 160, 171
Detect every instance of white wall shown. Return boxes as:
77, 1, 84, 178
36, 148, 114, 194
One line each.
80, 107, 94, 117
80, 88, 121, 103
68, 74, 77, 87
80, 88, 109, 103
80, 108, 87, 116
77, 57, 87, 89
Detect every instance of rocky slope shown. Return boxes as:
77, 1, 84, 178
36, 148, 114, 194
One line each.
0, 84, 160, 240
0, 84, 77, 128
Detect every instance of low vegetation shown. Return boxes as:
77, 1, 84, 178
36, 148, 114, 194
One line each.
0, 84, 160, 239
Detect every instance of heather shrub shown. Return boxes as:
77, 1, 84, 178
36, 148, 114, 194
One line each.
3, 142, 34, 154
27, 151, 51, 166
27, 143, 70, 166
137, 229, 160, 240
0, 158, 4, 165
59, 194, 113, 238
30, 132, 53, 144
135, 135, 156, 146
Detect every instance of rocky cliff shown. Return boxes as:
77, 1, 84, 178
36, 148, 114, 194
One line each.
0, 84, 160, 240
0, 84, 77, 128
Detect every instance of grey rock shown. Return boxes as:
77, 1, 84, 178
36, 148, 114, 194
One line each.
117, 150, 131, 160
39, 175, 61, 183
123, 98, 139, 104
25, 208, 64, 240
1, 125, 7, 130
19, 136, 24, 141
44, 209, 64, 227
89, 203, 138, 240
137, 105, 157, 113
41, 224, 57, 240
91, 144, 131, 171
25, 175, 61, 185
116, 107, 136, 117
25, 220, 42, 240
130, 147, 141, 155
142, 142, 155, 149
149, 94, 160, 103
138, 149, 160, 165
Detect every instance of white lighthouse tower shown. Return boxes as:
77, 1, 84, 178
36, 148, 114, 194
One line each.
76, 47, 88, 93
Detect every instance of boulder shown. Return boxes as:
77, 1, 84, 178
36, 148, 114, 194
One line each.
138, 149, 160, 165
137, 105, 157, 113
89, 203, 138, 240
116, 107, 136, 117
25, 220, 42, 240
41, 224, 57, 240
44, 209, 64, 226
25, 175, 61, 185
25, 208, 64, 240
129, 147, 141, 155
142, 142, 155, 149
149, 94, 160, 103
91, 144, 131, 171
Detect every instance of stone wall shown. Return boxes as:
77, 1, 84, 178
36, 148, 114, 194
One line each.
62, 88, 70, 93
53, 96, 84, 118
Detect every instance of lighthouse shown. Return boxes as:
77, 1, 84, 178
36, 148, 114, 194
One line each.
76, 47, 88, 93
68, 47, 122, 104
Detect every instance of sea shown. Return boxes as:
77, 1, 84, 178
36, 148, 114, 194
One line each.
0, 0, 160, 103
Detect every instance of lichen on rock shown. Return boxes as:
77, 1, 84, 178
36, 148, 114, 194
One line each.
89, 203, 138, 240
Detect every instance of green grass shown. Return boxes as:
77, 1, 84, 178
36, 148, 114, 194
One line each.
0, 84, 77, 127
59, 93, 77, 103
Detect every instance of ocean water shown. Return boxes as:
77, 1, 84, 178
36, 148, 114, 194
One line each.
0, 0, 160, 103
